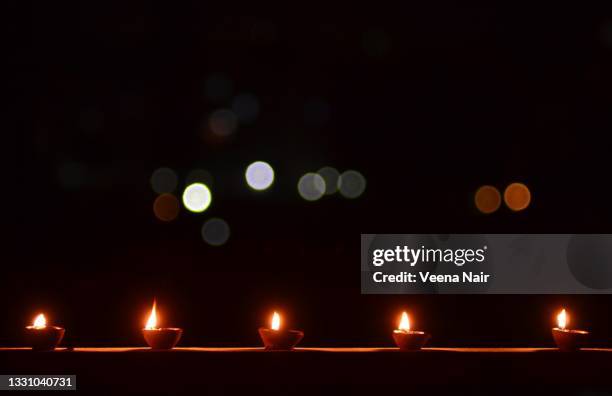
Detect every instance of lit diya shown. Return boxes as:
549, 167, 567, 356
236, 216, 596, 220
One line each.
142, 300, 183, 350
552, 308, 589, 352
258, 311, 304, 351
25, 313, 65, 351
392, 311, 430, 351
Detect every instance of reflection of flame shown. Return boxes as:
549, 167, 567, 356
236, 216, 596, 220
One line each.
145, 300, 158, 330
33, 314, 46, 329
557, 309, 567, 330
398, 312, 410, 332
271, 311, 280, 331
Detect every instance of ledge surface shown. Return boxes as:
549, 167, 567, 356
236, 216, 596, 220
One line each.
2, 347, 612, 390
2, 346, 612, 352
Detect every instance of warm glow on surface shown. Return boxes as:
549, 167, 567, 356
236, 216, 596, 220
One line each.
271, 311, 280, 331
32, 313, 46, 329
145, 301, 158, 330
398, 311, 410, 332
557, 309, 568, 330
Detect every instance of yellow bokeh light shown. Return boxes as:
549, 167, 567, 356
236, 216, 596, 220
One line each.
298, 173, 326, 201
338, 170, 366, 199
317, 166, 340, 195
182, 183, 212, 213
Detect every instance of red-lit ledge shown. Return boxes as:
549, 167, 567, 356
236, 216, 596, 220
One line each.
2, 347, 612, 390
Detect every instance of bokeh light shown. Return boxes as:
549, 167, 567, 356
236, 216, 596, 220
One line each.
317, 166, 340, 195
202, 218, 230, 246
504, 182, 531, 211
474, 185, 501, 214
298, 173, 326, 201
338, 170, 366, 199
150, 167, 178, 194
232, 93, 260, 124
153, 193, 180, 222
182, 183, 212, 213
209, 109, 238, 137
245, 161, 274, 191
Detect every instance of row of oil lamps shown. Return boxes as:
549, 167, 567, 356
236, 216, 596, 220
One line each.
24, 301, 589, 352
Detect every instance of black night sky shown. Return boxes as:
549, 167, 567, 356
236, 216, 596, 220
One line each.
6, 2, 612, 351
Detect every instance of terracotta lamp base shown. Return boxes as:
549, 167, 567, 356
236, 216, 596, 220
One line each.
25, 326, 65, 351
258, 328, 304, 350
393, 330, 430, 351
142, 328, 183, 350
552, 328, 589, 352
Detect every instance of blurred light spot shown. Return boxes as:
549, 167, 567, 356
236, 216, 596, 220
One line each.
150, 167, 178, 194
504, 183, 531, 211
304, 99, 331, 126
205, 74, 234, 103
153, 193, 180, 222
245, 161, 274, 191
338, 170, 366, 199
209, 109, 238, 137
202, 218, 230, 246
186, 169, 213, 186
298, 173, 326, 201
182, 183, 212, 213
474, 185, 501, 214
232, 93, 260, 124
362, 29, 392, 57
58, 161, 87, 189
317, 166, 340, 195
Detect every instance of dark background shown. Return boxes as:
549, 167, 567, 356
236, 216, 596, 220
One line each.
6, 2, 612, 348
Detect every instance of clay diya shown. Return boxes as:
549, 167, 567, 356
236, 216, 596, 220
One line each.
142, 300, 183, 350
258, 311, 303, 351
392, 311, 430, 351
552, 308, 589, 352
25, 313, 65, 351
